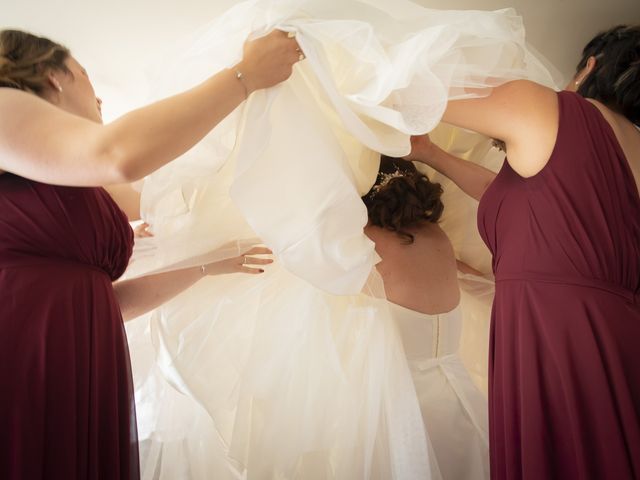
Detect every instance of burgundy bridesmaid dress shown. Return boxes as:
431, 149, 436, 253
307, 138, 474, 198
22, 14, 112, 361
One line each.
479, 91, 640, 479
0, 174, 139, 479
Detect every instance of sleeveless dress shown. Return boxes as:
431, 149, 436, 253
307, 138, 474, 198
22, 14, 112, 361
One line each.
0, 174, 139, 479
478, 91, 640, 479
388, 303, 489, 480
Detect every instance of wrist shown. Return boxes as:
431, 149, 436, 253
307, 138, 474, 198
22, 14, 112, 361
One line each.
412, 143, 439, 166
233, 61, 258, 97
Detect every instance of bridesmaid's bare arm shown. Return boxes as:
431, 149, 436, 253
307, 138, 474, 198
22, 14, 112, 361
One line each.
0, 31, 299, 187
0, 71, 239, 185
442, 80, 559, 178
405, 134, 496, 201
113, 247, 273, 322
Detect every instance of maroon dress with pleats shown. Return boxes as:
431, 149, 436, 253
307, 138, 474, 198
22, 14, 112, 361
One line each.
0, 174, 139, 479
478, 90, 640, 479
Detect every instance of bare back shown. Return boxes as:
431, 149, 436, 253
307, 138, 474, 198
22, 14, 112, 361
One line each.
365, 222, 460, 315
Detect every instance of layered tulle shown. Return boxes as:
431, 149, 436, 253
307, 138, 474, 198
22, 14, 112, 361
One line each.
123, 0, 560, 478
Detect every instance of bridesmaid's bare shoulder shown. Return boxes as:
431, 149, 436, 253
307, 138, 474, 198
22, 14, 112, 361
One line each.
443, 80, 559, 179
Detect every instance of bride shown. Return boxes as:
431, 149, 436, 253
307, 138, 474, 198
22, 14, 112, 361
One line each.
363, 154, 491, 480
124, 0, 559, 478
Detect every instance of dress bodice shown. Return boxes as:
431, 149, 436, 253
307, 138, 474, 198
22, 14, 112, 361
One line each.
477, 91, 640, 298
0, 174, 133, 280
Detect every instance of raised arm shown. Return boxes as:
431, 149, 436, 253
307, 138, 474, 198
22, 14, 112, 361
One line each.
0, 30, 300, 186
405, 134, 497, 201
441, 80, 559, 178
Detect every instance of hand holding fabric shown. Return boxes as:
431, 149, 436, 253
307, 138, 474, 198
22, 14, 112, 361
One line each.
236, 30, 302, 93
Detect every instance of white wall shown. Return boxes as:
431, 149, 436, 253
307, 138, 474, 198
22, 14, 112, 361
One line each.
3, 0, 639, 118
421, 0, 640, 81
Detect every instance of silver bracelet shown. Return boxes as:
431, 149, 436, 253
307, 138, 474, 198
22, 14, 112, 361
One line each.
235, 69, 249, 100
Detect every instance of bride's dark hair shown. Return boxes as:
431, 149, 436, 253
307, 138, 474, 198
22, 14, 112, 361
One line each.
363, 155, 444, 244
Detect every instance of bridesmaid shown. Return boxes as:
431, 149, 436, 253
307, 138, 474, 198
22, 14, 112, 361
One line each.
0, 29, 300, 479
408, 25, 640, 479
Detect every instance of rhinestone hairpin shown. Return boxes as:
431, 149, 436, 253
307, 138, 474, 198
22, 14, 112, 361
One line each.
369, 168, 405, 197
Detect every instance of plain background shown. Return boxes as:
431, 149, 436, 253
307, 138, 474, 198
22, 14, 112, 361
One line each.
3, 0, 639, 119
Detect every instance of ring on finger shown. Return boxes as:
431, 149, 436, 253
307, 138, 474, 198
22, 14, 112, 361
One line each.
242, 256, 249, 265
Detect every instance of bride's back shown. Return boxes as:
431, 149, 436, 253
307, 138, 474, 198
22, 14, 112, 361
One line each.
365, 222, 460, 315
362, 155, 460, 315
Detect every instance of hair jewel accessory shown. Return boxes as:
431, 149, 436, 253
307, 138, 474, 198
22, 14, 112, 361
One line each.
369, 167, 405, 197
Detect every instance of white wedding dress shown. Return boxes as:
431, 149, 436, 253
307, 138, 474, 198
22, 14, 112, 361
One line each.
389, 302, 488, 480
123, 0, 560, 478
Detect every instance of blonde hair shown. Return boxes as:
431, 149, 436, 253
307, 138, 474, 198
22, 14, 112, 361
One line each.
0, 29, 70, 95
